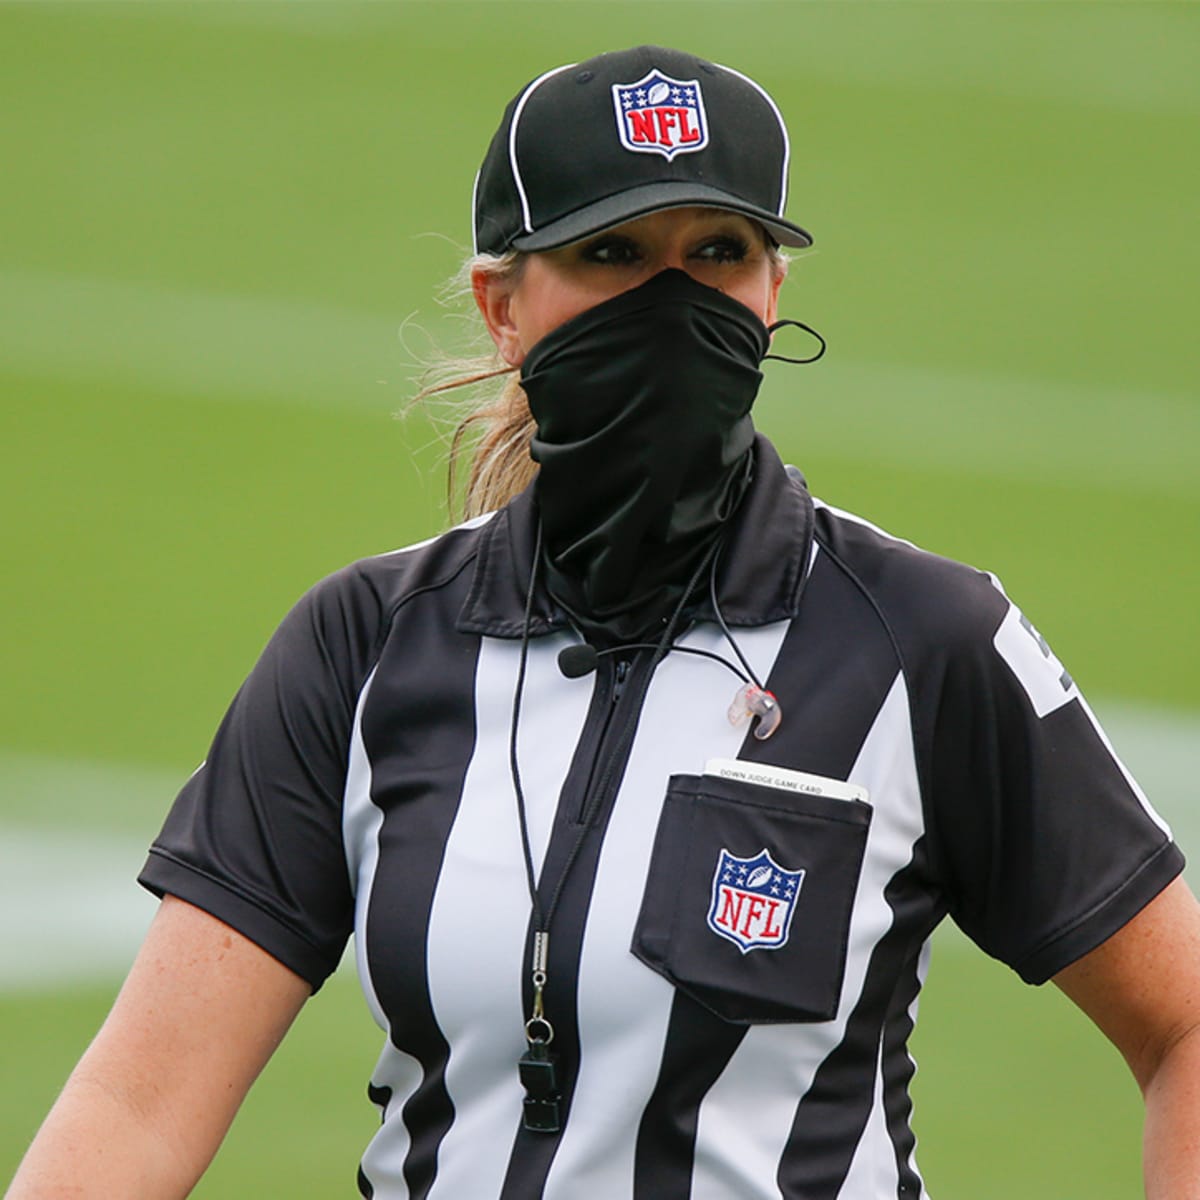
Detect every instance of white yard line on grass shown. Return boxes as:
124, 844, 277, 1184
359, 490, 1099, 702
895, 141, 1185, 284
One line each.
0, 268, 408, 414
0, 700, 1196, 990
0, 828, 157, 991
3, 267, 1196, 499
126, 4, 1200, 119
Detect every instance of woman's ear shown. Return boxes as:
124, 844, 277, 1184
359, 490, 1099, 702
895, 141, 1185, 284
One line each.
472, 266, 525, 367
765, 255, 787, 328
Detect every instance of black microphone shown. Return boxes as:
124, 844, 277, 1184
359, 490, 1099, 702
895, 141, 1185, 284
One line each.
557, 644, 601, 678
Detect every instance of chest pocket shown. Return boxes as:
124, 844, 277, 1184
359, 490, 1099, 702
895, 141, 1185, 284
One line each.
631, 772, 872, 1024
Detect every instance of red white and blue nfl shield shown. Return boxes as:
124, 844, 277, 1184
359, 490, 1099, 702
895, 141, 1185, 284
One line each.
611, 69, 709, 160
707, 847, 805, 954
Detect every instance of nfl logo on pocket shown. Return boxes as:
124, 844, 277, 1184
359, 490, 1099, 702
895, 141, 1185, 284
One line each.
707, 848, 805, 954
611, 70, 709, 160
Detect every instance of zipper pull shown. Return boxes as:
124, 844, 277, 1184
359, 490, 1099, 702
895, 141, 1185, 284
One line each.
612, 659, 630, 705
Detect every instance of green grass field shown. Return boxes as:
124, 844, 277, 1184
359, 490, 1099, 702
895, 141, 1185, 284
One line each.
2, 2, 1197, 1195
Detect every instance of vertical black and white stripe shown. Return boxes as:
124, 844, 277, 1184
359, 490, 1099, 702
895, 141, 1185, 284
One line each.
141, 437, 1184, 1199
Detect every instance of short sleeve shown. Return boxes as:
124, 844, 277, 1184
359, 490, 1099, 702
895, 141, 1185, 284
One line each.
925, 580, 1185, 984
139, 565, 385, 991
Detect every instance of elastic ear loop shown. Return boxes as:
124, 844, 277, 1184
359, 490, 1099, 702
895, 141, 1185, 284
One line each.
765, 319, 826, 364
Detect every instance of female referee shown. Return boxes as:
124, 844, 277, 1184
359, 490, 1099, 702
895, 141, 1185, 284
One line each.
9, 44, 1200, 1200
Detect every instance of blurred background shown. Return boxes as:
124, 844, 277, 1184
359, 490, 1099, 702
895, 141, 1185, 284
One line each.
1, 2, 1196, 1194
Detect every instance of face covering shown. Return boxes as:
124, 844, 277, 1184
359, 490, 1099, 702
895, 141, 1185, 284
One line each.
520, 268, 771, 642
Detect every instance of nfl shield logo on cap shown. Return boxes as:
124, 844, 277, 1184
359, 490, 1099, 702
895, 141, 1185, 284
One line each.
611, 69, 709, 160
707, 847, 805, 954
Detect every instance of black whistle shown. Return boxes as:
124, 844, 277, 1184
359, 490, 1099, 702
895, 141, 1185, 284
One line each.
519, 1042, 562, 1133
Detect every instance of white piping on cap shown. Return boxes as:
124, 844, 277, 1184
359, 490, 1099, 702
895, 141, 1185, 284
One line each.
508, 62, 577, 235
469, 167, 482, 255
715, 61, 791, 215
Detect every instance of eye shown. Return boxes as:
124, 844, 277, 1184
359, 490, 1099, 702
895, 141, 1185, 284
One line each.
580, 234, 643, 266
693, 235, 750, 265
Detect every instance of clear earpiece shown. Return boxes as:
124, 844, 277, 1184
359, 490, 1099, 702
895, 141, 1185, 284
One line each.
727, 682, 782, 740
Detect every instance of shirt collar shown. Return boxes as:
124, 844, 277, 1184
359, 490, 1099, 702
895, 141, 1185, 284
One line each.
456, 433, 813, 638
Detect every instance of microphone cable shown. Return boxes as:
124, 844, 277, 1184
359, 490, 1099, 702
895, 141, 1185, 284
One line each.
554, 544, 783, 740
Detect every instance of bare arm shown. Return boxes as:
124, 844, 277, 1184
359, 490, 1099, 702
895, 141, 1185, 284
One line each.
1054, 875, 1200, 1200
7, 895, 311, 1199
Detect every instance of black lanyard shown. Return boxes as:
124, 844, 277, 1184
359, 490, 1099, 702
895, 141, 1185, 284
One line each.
507, 524, 724, 1132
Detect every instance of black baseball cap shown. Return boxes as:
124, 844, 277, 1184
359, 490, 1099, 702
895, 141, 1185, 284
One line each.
472, 45, 813, 256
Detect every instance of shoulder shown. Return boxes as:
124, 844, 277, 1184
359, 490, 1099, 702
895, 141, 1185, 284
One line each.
810, 498, 1009, 657
258, 511, 502, 703
806, 497, 1077, 728
301, 511, 500, 635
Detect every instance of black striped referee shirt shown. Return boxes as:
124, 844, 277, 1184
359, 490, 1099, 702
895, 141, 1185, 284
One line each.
141, 435, 1183, 1199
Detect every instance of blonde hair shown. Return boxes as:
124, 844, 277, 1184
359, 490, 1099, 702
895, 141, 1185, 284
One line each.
418, 233, 790, 521
414, 250, 533, 520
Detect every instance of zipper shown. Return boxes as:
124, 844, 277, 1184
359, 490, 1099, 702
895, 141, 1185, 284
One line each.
570, 653, 649, 826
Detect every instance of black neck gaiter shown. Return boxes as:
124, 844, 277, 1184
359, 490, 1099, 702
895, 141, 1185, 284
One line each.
520, 268, 771, 642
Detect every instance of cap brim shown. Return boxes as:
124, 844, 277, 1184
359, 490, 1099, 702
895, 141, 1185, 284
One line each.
508, 181, 813, 251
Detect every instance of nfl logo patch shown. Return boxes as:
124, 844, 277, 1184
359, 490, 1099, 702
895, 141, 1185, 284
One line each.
611, 69, 709, 161
707, 847, 805, 954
